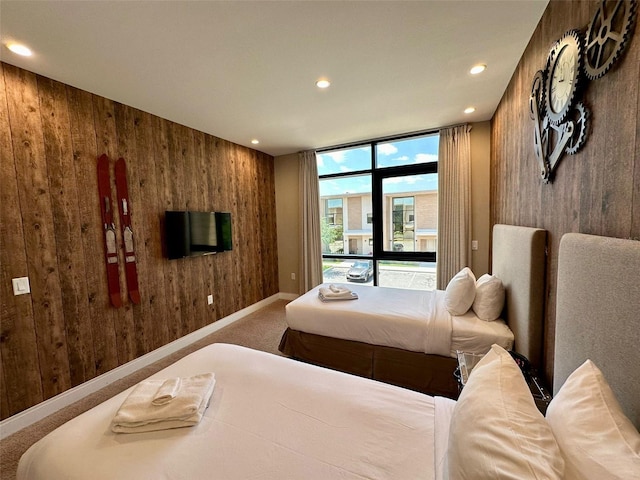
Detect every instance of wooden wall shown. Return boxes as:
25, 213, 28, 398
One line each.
491, 0, 640, 383
0, 62, 279, 419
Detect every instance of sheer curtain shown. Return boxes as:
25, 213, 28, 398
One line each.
437, 124, 472, 289
298, 150, 323, 293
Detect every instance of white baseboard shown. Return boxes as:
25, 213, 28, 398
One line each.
278, 292, 298, 301
0, 292, 289, 440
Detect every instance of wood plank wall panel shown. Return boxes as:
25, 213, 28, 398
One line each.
8, 68, 72, 401
0, 62, 279, 419
0, 64, 43, 415
491, 0, 639, 383
153, 115, 180, 346
134, 110, 168, 352
38, 77, 95, 388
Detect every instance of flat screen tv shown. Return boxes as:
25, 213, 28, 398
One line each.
165, 211, 232, 259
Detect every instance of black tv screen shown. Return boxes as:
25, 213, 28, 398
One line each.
165, 211, 232, 259
216, 212, 233, 252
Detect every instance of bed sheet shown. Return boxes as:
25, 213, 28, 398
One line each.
286, 283, 513, 358
450, 310, 514, 356
18, 343, 455, 480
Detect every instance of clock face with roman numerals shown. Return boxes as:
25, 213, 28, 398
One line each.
550, 45, 577, 113
545, 30, 583, 125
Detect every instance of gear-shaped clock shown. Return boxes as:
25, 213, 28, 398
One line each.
529, 0, 637, 183
530, 28, 586, 182
584, 0, 638, 80
545, 30, 584, 126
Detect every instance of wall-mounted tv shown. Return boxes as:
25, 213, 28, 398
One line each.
165, 211, 232, 259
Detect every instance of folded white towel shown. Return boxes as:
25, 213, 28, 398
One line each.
329, 284, 350, 294
152, 377, 182, 406
319, 287, 354, 299
111, 373, 215, 434
318, 285, 358, 302
320, 284, 353, 297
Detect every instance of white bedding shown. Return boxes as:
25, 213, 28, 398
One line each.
449, 309, 514, 356
286, 283, 514, 357
18, 343, 456, 480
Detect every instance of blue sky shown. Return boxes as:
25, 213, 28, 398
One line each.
318, 134, 439, 196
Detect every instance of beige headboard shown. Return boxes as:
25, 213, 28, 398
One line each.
554, 233, 640, 428
492, 224, 547, 370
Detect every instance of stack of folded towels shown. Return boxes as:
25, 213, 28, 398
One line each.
318, 283, 358, 302
111, 372, 216, 434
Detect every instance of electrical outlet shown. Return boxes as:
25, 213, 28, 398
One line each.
207, 294, 213, 305
12, 277, 31, 296
471, 240, 478, 251
291, 272, 296, 280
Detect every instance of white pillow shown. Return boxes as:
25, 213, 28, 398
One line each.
447, 344, 564, 480
545, 360, 640, 480
472, 274, 505, 321
444, 267, 476, 315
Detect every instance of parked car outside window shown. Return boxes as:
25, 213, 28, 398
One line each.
346, 261, 373, 282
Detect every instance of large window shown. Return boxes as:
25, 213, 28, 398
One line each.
317, 132, 439, 290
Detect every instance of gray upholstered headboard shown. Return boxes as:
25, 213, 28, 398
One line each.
554, 233, 640, 428
492, 224, 547, 370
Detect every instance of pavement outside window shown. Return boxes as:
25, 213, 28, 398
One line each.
322, 261, 436, 290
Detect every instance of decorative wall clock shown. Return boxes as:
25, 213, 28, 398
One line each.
545, 30, 583, 126
529, 0, 637, 183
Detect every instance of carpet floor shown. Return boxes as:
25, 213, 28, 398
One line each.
0, 299, 289, 480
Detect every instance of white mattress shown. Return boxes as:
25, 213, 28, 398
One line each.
18, 343, 456, 480
286, 283, 514, 357
449, 308, 514, 356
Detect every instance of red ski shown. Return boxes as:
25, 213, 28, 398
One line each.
114, 157, 141, 304
97, 154, 122, 308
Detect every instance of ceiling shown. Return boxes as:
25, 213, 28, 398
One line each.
0, 1, 548, 157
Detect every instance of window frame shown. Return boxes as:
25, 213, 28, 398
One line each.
317, 131, 439, 286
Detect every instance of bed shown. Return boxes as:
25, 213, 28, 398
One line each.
17, 231, 639, 480
279, 224, 547, 398
18, 342, 457, 480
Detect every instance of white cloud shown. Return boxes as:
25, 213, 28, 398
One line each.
326, 151, 346, 163
377, 143, 398, 156
384, 174, 432, 185
414, 153, 438, 164
383, 176, 415, 185
319, 179, 340, 196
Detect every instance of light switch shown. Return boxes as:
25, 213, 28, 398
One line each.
12, 277, 31, 295
471, 240, 478, 251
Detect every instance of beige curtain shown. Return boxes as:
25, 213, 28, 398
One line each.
298, 150, 323, 293
437, 124, 472, 289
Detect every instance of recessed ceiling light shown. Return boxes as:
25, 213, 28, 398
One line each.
464, 107, 476, 114
6, 42, 33, 57
470, 64, 486, 75
316, 79, 331, 89
251, 139, 260, 145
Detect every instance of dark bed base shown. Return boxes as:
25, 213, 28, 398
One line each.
278, 328, 459, 400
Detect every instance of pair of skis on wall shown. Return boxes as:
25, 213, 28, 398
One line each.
97, 154, 141, 308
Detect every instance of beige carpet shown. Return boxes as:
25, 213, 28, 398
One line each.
0, 299, 289, 480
